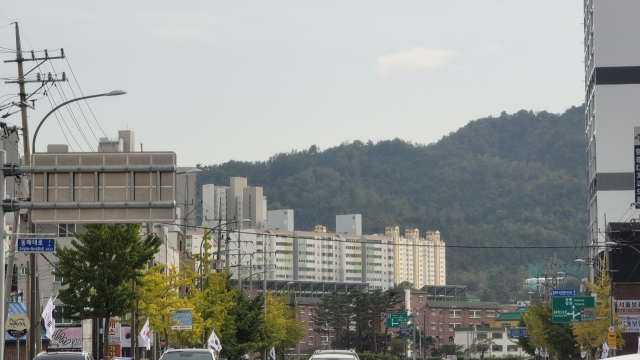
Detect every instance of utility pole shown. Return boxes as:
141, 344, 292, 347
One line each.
4, 22, 66, 360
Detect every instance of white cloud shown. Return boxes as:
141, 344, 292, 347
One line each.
376, 46, 457, 77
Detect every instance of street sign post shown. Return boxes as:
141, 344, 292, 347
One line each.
551, 296, 595, 323
17, 238, 55, 252
509, 328, 528, 338
552, 289, 578, 297
400, 328, 411, 334
386, 313, 408, 328
607, 326, 617, 347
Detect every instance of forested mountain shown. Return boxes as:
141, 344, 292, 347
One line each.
196, 105, 587, 303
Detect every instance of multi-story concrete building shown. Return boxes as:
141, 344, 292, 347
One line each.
267, 209, 294, 231
227, 222, 397, 290
202, 177, 267, 230
386, 226, 446, 288
585, 1, 640, 260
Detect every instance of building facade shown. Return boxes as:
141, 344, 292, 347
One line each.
585, 0, 640, 263
386, 227, 446, 288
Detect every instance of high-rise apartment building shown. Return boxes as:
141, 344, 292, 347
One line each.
386, 226, 446, 288
584, 1, 640, 261
202, 177, 267, 230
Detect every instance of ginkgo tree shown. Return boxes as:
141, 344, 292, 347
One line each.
137, 263, 203, 348
573, 259, 625, 356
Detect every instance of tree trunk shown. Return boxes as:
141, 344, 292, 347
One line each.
104, 316, 111, 360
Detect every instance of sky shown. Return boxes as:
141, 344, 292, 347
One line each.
1, 1, 584, 167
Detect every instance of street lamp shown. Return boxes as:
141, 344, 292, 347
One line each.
31, 90, 127, 154
557, 271, 588, 295
25, 90, 126, 360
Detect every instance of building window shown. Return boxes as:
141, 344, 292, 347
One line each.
507, 345, 519, 352
502, 324, 512, 331
308, 321, 314, 330
431, 322, 436, 331
492, 332, 502, 339
449, 310, 461, 318
431, 309, 436, 316
58, 224, 76, 237
476, 332, 488, 339
308, 336, 314, 345
448, 323, 460, 331
486, 310, 496, 317
469, 310, 481, 318
309, 307, 314, 315
492, 345, 503, 352
55, 305, 71, 324
419, 296, 423, 303
438, 323, 443, 331
321, 336, 329, 345
299, 306, 305, 314
53, 263, 63, 282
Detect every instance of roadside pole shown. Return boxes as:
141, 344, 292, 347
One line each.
0, 150, 6, 358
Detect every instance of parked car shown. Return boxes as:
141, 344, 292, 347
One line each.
34, 351, 94, 360
309, 349, 360, 360
160, 348, 218, 360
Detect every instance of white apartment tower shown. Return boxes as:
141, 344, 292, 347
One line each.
202, 177, 267, 230
267, 209, 294, 231
585, 1, 640, 261
386, 226, 446, 288
336, 214, 362, 235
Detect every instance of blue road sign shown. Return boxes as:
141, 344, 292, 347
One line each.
17, 238, 55, 253
400, 328, 411, 334
509, 328, 528, 338
552, 289, 578, 297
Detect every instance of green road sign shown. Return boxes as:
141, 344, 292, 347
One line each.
551, 296, 595, 323
386, 312, 408, 328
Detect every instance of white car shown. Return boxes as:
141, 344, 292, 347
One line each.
309, 349, 360, 360
160, 348, 218, 360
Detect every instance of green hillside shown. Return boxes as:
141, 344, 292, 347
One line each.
196, 105, 587, 303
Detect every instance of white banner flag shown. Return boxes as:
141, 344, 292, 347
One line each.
207, 329, 222, 352
41, 296, 56, 339
269, 347, 276, 360
139, 318, 152, 351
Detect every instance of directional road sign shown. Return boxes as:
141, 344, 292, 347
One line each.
551, 296, 595, 323
400, 328, 411, 334
552, 289, 578, 297
386, 312, 408, 328
17, 238, 55, 253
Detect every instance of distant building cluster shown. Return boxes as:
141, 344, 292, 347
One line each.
198, 177, 447, 290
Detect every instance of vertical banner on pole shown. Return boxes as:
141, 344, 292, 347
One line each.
634, 127, 640, 209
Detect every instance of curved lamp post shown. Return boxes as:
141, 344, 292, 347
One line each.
31, 90, 126, 155
557, 271, 588, 294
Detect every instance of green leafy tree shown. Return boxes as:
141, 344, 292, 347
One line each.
348, 290, 371, 351
371, 289, 402, 353
466, 338, 493, 360
573, 260, 624, 356
137, 264, 200, 348
389, 337, 408, 358
313, 292, 351, 349
523, 302, 580, 359
438, 343, 464, 357
54, 223, 161, 356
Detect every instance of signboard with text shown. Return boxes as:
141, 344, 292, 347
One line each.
171, 309, 193, 330
509, 328, 528, 338
109, 317, 121, 345
17, 238, 55, 252
386, 313, 408, 328
552, 289, 577, 297
617, 299, 640, 332
634, 127, 640, 209
551, 296, 595, 323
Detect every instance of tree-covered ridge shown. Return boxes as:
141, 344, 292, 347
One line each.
197, 105, 586, 302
